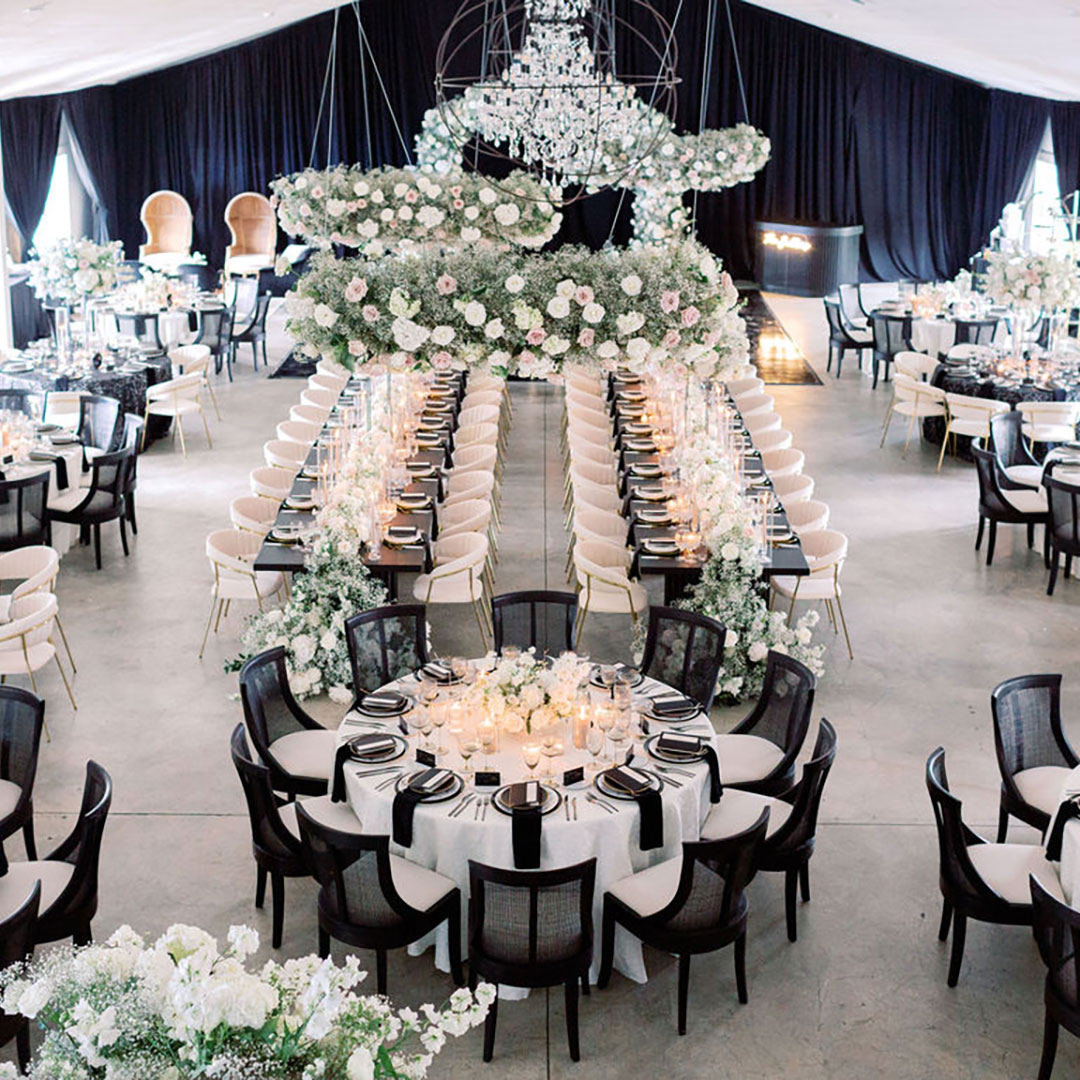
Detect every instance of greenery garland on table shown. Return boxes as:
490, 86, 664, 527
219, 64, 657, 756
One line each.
0, 922, 493, 1079
284, 239, 749, 382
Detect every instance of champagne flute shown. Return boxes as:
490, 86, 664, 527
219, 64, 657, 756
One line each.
521, 742, 541, 781
586, 724, 606, 775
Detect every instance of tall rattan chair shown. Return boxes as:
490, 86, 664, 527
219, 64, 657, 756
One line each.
344, 605, 429, 709
239, 648, 335, 798
468, 858, 596, 1062
0, 474, 50, 551
0, 687, 45, 875
1031, 875, 1080, 1080
297, 805, 463, 995
716, 651, 815, 796
824, 297, 870, 377
992, 674, 1078, 842
0, 880, 40, 1071
972, 446, 1049, 566
869, 312, 912, 389
639, 606, 726, 712
925, 747, 1061, 987
598, 811, 769, 1034
491, 590, 578, 656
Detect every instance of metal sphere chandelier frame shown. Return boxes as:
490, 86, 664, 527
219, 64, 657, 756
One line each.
434, 0, 682, 204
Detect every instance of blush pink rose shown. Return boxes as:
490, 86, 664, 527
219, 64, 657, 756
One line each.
661, 290, 680, 313
436, 275, 458, 295
404, 190, 419, 203
361, 305, 380, 323
575, 286, 594, 306
348, 340, 366, 356
525, 327, 547, 346
344, 277, 368, 303
431, 351, 453, 369
450, 186, 463, 197
311, 185, 324, 198
453, 199, 465, 210
577, 328, 596, 348
356, 199, 368, 209
662, 329, 681, 349
680, 306, 701, 328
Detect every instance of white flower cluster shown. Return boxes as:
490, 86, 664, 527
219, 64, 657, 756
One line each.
26, 237, 123, 305
113, 269, 196, 314
0, 922, 494, 1079
983, 248, 1080, 314
460, 648, 592, 735
271, 164, 561, 256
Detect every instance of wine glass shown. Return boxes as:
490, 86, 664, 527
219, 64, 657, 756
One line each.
613, 682, 632, 720
598, 664, 617, 699
408, 707, 430, 752
419, 671, 441, 709
540, 719, 564, 783
521, 742, 541, 781
586, 724, 606, 775
595, 702, 616, 763
456, 730, 481, 778
503, 645, 521, 662
608, 713, 631, 765
478, 722, 498, 770
429, 702, 450, 757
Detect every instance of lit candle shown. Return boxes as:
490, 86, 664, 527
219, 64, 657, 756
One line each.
573, 700, 590, 750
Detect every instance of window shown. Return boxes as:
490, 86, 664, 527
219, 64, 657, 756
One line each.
31, 148, 72, 253
998, 120, 1069, 255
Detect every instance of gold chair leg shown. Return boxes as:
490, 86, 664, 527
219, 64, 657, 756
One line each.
207, 381, 222, 421
836, 594, 854, 659
55, 614, 76, 672
787, 594, 797, 626
936, 423, 950, 471
200, 596, 219, 658
26, 666, 38, 697
879, 406, 894, 448
902, 413, 916, 458
472, 600, 489, 651
201, 407, 213, 450
176, 416, 187, 457
213, 597, 226, 634
53, 651, 77, 710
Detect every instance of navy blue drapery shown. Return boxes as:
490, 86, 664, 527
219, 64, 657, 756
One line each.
0, 93, 61, 250
3, 0, 1080, 281
1051, 102, 1080, 202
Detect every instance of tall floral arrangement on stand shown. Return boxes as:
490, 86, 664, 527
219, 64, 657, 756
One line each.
26, 237, 123, 304
0, 922, 493, 1079
982, 248, 1080, 313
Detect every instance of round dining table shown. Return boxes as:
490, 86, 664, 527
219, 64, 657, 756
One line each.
331, 663, 720, 995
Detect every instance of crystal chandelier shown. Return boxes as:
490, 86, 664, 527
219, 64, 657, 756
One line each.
435, 0, 679, 198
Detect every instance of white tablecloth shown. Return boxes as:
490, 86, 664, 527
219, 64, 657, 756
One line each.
158, 311, 195, 350
1055, 765, 1080, 905
910, 318, 958, 358
8, 444, 85, 556
334, 671, 718, 994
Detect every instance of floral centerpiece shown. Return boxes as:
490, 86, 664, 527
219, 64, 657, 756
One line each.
461, 649, 592, 735
0, 922, 493, 1079
983, 248, 1080, 313
114, 269, 196, 313
271, 166, 561, 257
26, 237, 123, 305
284, 239, 748, 382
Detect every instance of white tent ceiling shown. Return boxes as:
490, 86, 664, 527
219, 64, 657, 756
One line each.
0, 1, 1078, 103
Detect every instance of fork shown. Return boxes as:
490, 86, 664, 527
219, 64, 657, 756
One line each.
374, 772, 400, 792
585, 792, 616, 815
447, 793, 475, 818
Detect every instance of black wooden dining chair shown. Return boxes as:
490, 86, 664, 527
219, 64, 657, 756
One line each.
0, 687, 45, 875
1044, 471, 1080, 596
972, 446, 1049, 566
954, 318, 999, 347
297, 806, 463, 995
491, 590, 578, 656
989, 411, 1042, 491
0, 474, 50, 551
231, 292, 272, 371
468, 858, 596, 1062
76, 394, 122, 458
717, 651, 815, 796
823, 297, 870, 377
345, 605, 430, 708
992, 674, 1078, 841
598, 811, 769, 1034
195, 307, 235, 380
869, 313, 912, 389
1031, 875, 1080, 1080
0, 880, 40, 1071
926, 747, 1061, 987
175, 263, 220, 291
639, 606, 726, 712
239, 647, 335, 798
121, 414, 143, 535
115, 312, 164, 354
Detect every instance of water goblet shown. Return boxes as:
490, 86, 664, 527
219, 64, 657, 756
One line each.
521, 743, 541, 781
429, 702, 450, 757
598, 664, 617, 699
503, 645, 521, 662
478, 721, 498, 770
540, 720, 564, 783
595, 702, 616, 763
456, 730, 481, 778
586, 724, 606, 775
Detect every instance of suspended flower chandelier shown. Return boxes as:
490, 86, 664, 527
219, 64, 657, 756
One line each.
435, 0, 680, 200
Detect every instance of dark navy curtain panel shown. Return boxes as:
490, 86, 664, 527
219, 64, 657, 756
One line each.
3, 0, 1079, 280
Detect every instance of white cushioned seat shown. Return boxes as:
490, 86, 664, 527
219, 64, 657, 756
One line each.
700, 789, 790, 841
267, 729, 337, 781
280, 794, 365, 839
0, 778, 23, 818
966, 842, 1063, 904
715, 733, 786, 786
1002, 488, 1047, 515
389, 855, 457, 911
1023, 423, 1078, 444
1004, 464, 1044, 490
1012, 765, 1074, 817
0, 860, 73, 920
606, 855, 682, 917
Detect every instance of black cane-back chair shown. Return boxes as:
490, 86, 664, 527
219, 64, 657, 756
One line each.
231, 292, 272, 371
869, 312, 912, 389
926, 747, 1061, 987
990, 411, 1042, 491
0, 687, 45, 875
345, 605, 430, 708
1044, 472, 1080, 596
992, 674, 1078, 841
824, 297, 870, 377
639, 606, 726, 712
972, 446, 1049, 566
176, 264, 220, 291
954, 318, 999, 347
598, 811, 769, 1034
0, 474, 49, 551
1031, 875, 1080, 1080
468, 858, 596, 1062
194, 307, 235, 380
115, 312, 163, 354
0, 880, 40, 1071
297, 806, 464, 995
718, 651, 815, 796
47, 446, 133, 570
76, 394, 122, 456
491, 590, 578, 657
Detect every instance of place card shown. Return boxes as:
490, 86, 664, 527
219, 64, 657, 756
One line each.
415, 748, 437, 767
562, 766, 585, 787
474, 770, 501, 788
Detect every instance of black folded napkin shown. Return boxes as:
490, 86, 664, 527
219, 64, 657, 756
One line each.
29, 451, 68, 489
507, 782, 544, 869
652, 696, 699, 717
1046, 797, 1080, 861
360, 691, 406, 713
657, 733, 723, 803
392, 768, 450, 846
606, 766, 663, 850
420, 661, 454, 683
348, 733, 398, 759
331, 742, 352, 802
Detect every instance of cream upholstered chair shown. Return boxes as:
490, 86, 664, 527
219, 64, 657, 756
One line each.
784, 500, 830, 535
139, 190, 193, 262
224, 192, 276, 276
455, 422, 499, 452
43, 392, 83, 432
442, 470, 496, 517
937, 393, 1009, 470
1018, 401, 1080, 448
573, 539, 647, 640
0, 546, 75, 673
169, 344, 220, 421
568, 436, 616, 467
893, 350, 939, 381
569, 473, 624, 516
770, 529, 852, 659
736, 392, 775, 422
230, 496, 279, 537
309, 372, 347, 394
567, 503, 628, 578
142, 373, 211, 456
743, 411, 782, 437
451, 443, 498, 476
200, 530, 285, 658
762, 448, 805, 478
316, 358, 350, 380
413, 533, 491, 647
565, 370, 604, 396
770, 473, 814, 504
301, 388, 337, 413
570, 459, 618, 489
727, 376, 764, 401
250, 466, 294, 501
276, 420, 321, 446
264, 440, 308, 471
879, 374, 946, 457
290, 404, 327, 426
0, 593, 75, 709
438, 498, 497, 584
457, 403, 501, 430
753, 428, 794, 454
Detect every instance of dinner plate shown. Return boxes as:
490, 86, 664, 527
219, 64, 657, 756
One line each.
636, 508, 672, 524
49, 434, 80, 446
34, 424, 60, 434
643, 539, 680, 556
269, 526, 305, 544
347, 732, 408, 763
384, 527, 422, 547
596, 767, 663, 800
492, 782, 563, 817
406, 463, 436, 478
645, 733, 708, 764
354, 692, 415, 718
589, 664, 644, 689
767, 528, 794, 543
633, 487, 668, 502
630, 464, 663, 477
643, 700, 701, 722
397, 495, 432, 512
624, 439, 657, 452
285, 496, 317, 511
394, 769, 464, 803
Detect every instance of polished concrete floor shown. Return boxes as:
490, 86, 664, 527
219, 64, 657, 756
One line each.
7, 296, 1079, 1078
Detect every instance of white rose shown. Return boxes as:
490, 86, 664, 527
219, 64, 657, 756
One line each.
478, 187, 497, 205
431, 325, 456, 346
541, 335, 570, 356
582, 302, 605, 324
748, 642, 769, 663
596, 340, 619, 359
353, 180, 370, 196
625, 337, 650, 361
461, 227, 482, 242
505, 274, 526, 294
313, 304, 339, 329
346, 1046, 375, 1080
393, 182, 409, 198
620, 274, 643, 296
494, 203, 521, 226
379, 207, 395, 222
464, 205, 481, 221
397, 204, 414, 221
484, 318, 505, 340
464, 301, 487, 326
547, 295, 571, 319
721, 542, 740, 561
616, 311, 645, 336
